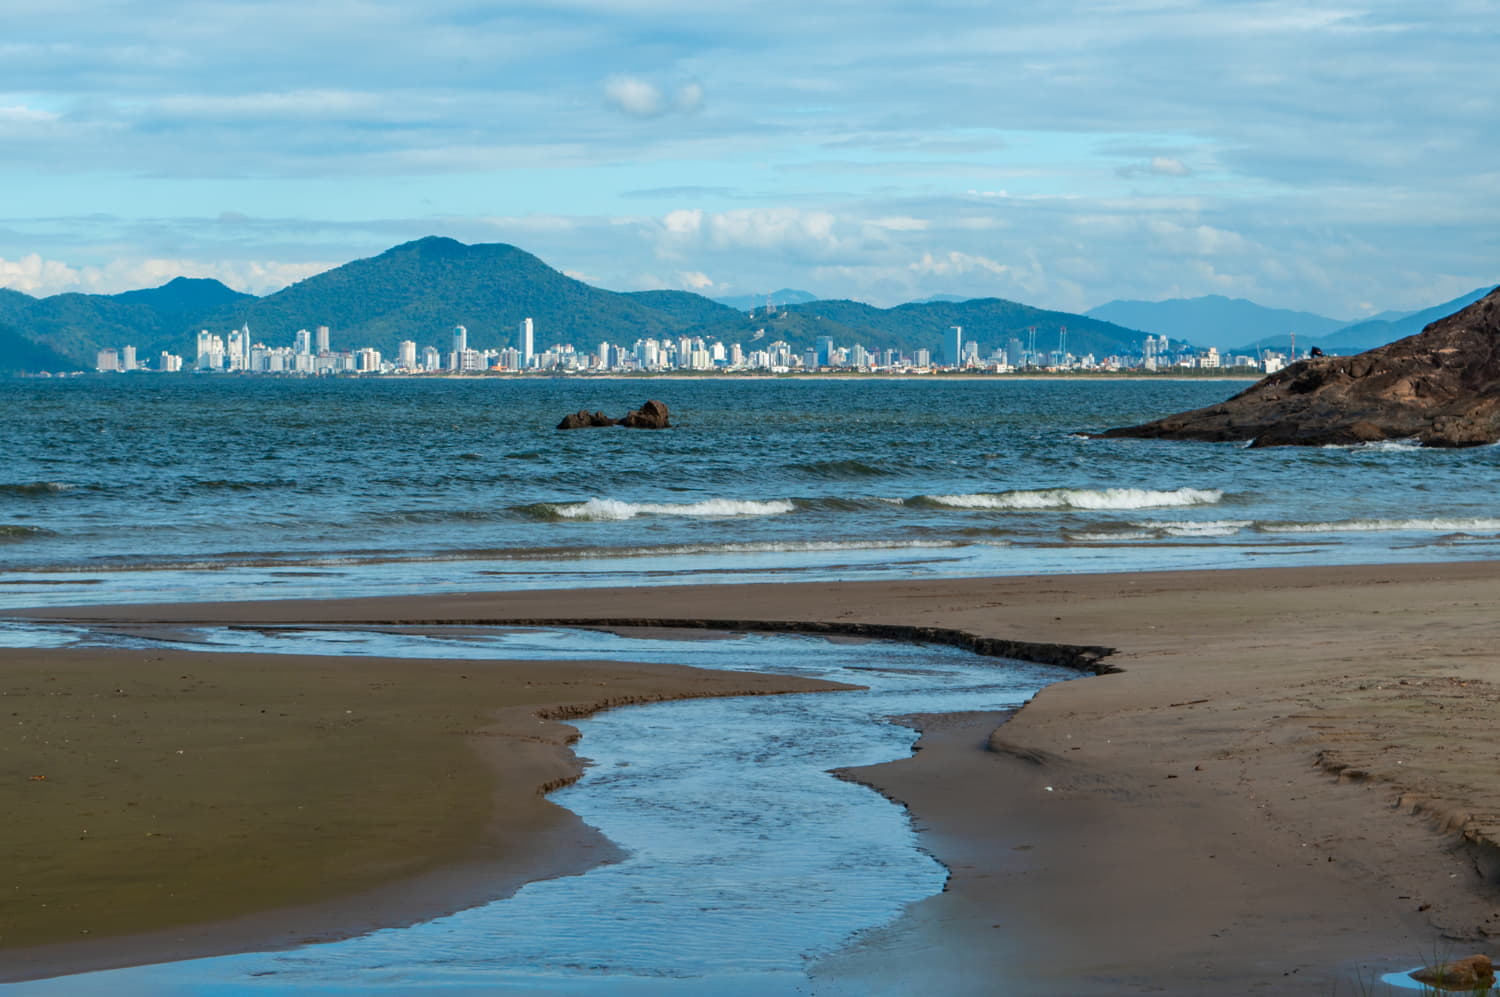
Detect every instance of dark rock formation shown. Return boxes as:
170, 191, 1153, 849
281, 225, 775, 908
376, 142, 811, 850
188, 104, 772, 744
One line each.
1097, 288, 1500, 447
619, 399, 671, 429
1409, 953, 1494, 989
556, 410, 616, 430
555, 400, 671, 430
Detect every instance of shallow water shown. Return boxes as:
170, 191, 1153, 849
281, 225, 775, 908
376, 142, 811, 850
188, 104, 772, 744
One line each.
1, 625, 1074, 995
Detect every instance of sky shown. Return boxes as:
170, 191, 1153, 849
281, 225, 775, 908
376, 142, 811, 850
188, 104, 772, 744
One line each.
2, 0, 1498, 317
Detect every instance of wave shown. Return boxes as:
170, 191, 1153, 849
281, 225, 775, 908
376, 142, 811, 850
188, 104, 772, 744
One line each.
1139, 519, 1253, 538
522, 497, 797, 522
914, 487, 1223, 511
0, 524, 57, 541
0, 481, 74, 496
1259, 517, 1500, 535
786, 460, 892, 479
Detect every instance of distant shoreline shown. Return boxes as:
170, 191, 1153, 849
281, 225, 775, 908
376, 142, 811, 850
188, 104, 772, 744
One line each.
22, 370, 1263, 383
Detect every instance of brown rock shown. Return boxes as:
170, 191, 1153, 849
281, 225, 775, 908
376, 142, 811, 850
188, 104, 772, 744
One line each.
619, 399, 671, 429
556, 410, 616, 430
1410, 953, 1495, 989
1096, 288, 1500, 447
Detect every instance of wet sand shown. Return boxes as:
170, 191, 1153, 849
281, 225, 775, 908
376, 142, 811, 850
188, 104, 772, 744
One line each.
9, 559, 1500, 992
0, 644, 845, 981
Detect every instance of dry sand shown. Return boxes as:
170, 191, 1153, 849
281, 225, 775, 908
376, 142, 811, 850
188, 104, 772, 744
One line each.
8, 559, 1500, 993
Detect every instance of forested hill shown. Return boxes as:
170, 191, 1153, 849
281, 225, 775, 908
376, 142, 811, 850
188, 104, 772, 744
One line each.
0, 236, 1149, 370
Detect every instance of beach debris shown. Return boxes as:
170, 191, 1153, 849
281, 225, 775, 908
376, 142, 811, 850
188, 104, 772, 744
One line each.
1410, 953, 1495, 990
1095, 286, 1500, 447
556, 400, 672, 430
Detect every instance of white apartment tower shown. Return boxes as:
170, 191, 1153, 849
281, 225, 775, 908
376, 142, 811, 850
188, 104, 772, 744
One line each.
295, 329, 312, 355
315, 325, 330, 354
398, 340, 417, 370
519, 318, 534, 368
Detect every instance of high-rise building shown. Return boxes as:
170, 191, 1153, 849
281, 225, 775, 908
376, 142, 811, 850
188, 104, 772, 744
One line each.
196, 330, 226, 370
422, 346, 441, 371
121, 345, 137, 371
453, 324, 468, 358
95, 348, 119, 372
315, 326, 330, 354
295, 329, 312, 355
159, 351, 183, 372
815, 336, 835, 367
519, 318, 534, 368
944, 326, 963, 367
398, 340, 417, 370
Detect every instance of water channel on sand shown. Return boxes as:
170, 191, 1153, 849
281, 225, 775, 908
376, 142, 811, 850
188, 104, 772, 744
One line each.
1, 625, 1077, 996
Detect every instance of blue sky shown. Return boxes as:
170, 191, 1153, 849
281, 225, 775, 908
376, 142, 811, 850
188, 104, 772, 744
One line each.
2, 0, 1497, 316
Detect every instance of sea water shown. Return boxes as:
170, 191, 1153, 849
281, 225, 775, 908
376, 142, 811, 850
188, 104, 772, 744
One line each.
2, 376, 1499, 608
0, 624, 1074, 995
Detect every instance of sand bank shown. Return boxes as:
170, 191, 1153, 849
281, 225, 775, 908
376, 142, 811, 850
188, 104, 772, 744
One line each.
0, 643, 844, 981
11, 559, 1500, 992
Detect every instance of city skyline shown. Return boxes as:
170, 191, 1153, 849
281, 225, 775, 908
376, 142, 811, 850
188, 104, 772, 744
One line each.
95, 318, 1270, 377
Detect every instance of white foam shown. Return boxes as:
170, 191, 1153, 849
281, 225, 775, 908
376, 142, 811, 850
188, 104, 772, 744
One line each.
923, 487, 1223, 511
1260, 517, 1500, 534
1140, 519, 1253, 538
549, 497, 797, 521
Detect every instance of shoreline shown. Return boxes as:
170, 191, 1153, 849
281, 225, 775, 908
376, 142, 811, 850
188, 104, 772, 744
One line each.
8, 560, 1500, 992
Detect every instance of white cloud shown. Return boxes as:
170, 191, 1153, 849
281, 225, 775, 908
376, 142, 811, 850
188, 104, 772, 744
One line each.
0, 254, 333, 296
677, 270, 715, 289
603, 75, 665, 117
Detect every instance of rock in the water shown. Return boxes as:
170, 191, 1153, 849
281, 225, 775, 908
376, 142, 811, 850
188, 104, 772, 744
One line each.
557, 410, 616, 430
619, 399, 671, 429
1096, 287, 1500, 447
1410, 953, 1494, 989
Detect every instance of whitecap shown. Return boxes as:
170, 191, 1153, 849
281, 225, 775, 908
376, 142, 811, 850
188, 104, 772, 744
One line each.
921, 487, 1223, 511
549, 497, 797, 521
1259, 517, 1500, 534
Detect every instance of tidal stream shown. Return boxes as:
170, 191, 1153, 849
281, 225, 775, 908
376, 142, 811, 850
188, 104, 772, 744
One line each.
1, 624, 1076, 995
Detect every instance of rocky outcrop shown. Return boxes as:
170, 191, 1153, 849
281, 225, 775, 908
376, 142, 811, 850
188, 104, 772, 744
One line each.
619, 399, 671, 429
556, 400, 671, 431
556, 410, 616, 430
1097, 288, 1500, 447
1410, 953, 1494, 989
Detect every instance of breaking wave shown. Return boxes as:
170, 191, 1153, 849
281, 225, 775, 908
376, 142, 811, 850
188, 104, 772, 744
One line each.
525, 498, 797, 521
1139, 519, 1253, 538
1259, 517, 1500, 534
915, 487, 1223, 511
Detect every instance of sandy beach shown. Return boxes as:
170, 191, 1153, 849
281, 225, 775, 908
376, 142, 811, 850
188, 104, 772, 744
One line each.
8, 559, 1500, 992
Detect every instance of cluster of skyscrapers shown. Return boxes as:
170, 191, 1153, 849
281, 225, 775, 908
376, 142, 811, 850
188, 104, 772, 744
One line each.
91, 319, 1284, 375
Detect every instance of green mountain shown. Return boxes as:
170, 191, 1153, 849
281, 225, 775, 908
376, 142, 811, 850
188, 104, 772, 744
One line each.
711, 297, 1148, 359
0, 236, 1151, 370
0, 320, 74, 373
113, 276, 253, 313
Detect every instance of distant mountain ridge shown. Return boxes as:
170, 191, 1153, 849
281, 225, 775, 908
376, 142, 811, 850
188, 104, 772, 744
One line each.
0, 236, 1488, 372
0, 237, 1152, 371
711, 288, 819, 311
1089, 288, 1500, 355
1086, 295, 1348, 347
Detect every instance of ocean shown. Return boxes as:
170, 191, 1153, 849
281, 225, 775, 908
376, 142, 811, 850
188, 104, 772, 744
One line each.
3, 374, 1498, 609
